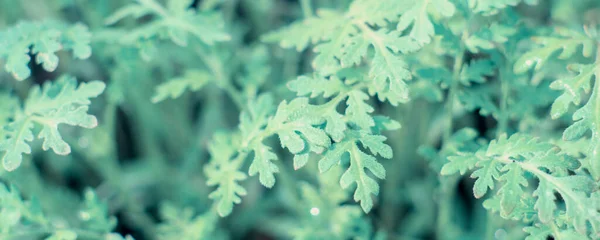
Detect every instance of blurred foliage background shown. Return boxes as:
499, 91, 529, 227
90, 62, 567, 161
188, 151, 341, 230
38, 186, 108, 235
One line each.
0, 0, 599, 240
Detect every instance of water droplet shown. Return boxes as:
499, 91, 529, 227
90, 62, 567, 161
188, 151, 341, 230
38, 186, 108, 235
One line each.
310, 207, 320, 216
79, 211, 91, 221
495, 229, 507, 240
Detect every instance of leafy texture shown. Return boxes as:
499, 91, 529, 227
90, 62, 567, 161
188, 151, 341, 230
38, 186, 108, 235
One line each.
157, 203, 225, 240
105, 0, 230, 46
152, 69, 212, 103
0, 21, 92, 80
443, 134, 600, 237
263, 0, 456, 105
318, 131, 390, 212
469, 0, 538, 15
0, 75, 105, 171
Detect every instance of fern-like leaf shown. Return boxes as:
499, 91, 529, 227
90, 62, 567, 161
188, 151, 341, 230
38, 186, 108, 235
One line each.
0, 21, 92, 80
0, 76, 105, 171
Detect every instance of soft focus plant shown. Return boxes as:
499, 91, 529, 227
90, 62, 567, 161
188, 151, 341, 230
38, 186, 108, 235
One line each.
0, 0, 599, 239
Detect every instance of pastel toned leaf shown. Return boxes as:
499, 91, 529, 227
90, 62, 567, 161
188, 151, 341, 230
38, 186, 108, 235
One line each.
287, 75, 344, 98
441, 152, 479, 175
0, 21, 93, 80
261, 10, 346, 51
396, 0, 455, 45
325, 111, 347, 142
497, 163, 527, 217
533, 179, 556, 223
0, 120, 34, 171
514, 29, 594, 74
346, 90, 374, 130
293, 154, 310, 170
357, 133, 392, 159
0, 76, 105, 171
340, 144, 385, 212
206, 162, 248, 216
152, 70, 212, 103
106, 0, 230, 46
549, 64, 598, 119
249, 144, 279, 188
469, 0, 537, 15
278, 130, 305, 154
471, 160, 500, 198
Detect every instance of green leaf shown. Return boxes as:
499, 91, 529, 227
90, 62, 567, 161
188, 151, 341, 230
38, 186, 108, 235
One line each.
357, 132, 392, 159
0, 21, 93, 80
345, 90, 374, 130
0, 76, 105, 171
45, 230, 77, 240
318, 131, 390, 213
514, 29, 594, 74
79, 189, 117, 233
205, 132, 247, 217
261, 9, 346, 51
469, 0, 538, 15
106, 0, 230, 46
152, 70, 212, 103
533, 179, 556, 223
486, 133, 553, 158
460, 59, 495, 86
441, 152, 479, 175
396, 0, 456, 45
287, 75, 344, 98
157, 203, 221, 239
340, 143, 386, 212
206, 163, 248, 216
265, 7, 423, 106
549, 64, 598, 119
471, 159, 500, 198
249, 143, 279, 188
497, 163, 527, 217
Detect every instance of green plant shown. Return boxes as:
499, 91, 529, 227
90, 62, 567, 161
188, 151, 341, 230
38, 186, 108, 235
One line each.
1, 0, 600, 239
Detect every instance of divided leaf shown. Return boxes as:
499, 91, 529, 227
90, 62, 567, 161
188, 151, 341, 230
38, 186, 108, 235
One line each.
443, 133, 600, 235
249, 144, 279, 188
395, 0, 456, 45
152, 70, 212, 103
0, 21, 92, 80
514, 29, 594, 74
549, 64, 598, 119
105, 0, 230, 46
205, 133, 247, 217
469, 0, 538, 15
318, 131, 390, 212
0, 76, 105, 171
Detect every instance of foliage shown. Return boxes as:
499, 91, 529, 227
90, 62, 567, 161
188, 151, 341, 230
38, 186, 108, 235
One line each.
1, 0, 600, 239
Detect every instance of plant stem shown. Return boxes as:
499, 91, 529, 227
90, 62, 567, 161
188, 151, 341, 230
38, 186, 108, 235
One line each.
300, 0, 314, 18
497, 60, 511, 138
437, 49, 465, 240
443, 52, 464, 142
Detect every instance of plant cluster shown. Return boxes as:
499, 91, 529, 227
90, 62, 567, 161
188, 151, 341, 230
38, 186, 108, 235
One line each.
0, 0, 599, 239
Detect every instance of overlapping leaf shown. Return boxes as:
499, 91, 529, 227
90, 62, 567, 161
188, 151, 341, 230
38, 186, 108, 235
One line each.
105, 0, 230, 46
0, 75, 105, 171
443, 133, 600, 236
152, 70, 212, 103
205, 132, 247, 217
0, 21, 92, 80
318, 131, 391, 212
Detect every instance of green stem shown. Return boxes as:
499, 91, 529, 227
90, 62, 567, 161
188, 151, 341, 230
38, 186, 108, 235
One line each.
443, 51, 464, 142
195, 48, 245, 110
300, 0, 314, 18
497, 61, 511, 138
590, 44, 600, 180
437, 49, 465, 240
